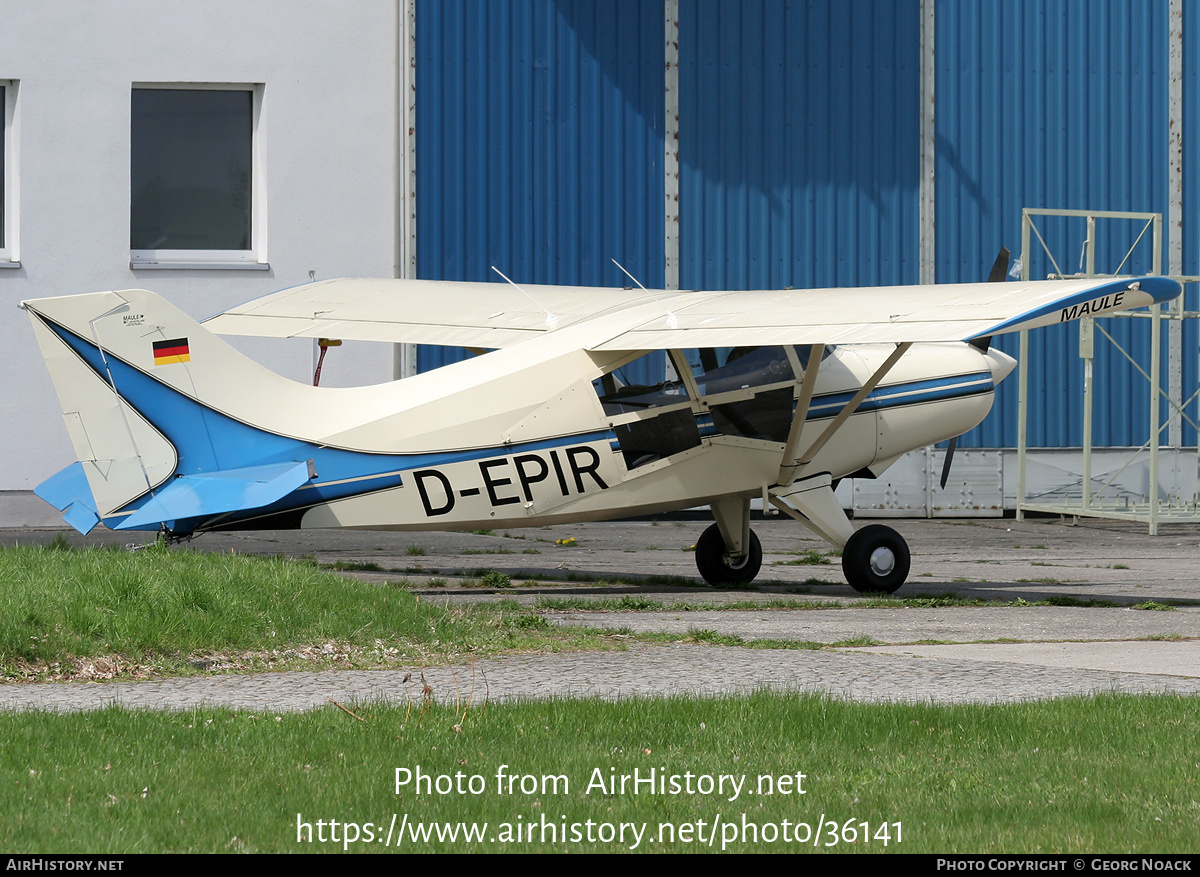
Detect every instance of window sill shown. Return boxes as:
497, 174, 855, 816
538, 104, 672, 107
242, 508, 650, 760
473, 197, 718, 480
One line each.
0, 260, 20, 269
130, 259, 270, 271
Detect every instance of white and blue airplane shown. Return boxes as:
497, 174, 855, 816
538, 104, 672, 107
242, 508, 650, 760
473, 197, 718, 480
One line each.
22, 268, 1181, 593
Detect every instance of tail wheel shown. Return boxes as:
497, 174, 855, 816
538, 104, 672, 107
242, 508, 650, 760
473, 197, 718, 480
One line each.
842, 524, 910, 593
695, 523, 762, 587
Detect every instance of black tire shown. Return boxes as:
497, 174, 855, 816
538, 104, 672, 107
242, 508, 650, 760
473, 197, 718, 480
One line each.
841, 525, 910, 594
695, 523, 762, 587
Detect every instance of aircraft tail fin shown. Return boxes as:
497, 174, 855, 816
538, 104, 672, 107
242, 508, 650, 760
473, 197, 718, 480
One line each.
22, 290, 329, 534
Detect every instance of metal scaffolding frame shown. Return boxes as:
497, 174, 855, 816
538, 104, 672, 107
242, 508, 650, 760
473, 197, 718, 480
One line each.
1015, 207, 1200, 534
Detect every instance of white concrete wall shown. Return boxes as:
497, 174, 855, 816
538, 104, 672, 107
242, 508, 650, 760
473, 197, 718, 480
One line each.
0, 1, 400, 523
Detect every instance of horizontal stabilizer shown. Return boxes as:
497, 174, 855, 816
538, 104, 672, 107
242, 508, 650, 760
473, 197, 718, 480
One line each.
115, 460, 316, 531
35, 462, 101, 535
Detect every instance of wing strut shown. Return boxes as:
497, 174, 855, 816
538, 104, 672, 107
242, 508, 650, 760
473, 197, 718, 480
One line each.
778, 342, 912, 485
776, 344, 825, 486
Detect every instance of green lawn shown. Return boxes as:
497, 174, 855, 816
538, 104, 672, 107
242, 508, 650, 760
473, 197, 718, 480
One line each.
0, 543, 591, 679
2, 693, 1197, 853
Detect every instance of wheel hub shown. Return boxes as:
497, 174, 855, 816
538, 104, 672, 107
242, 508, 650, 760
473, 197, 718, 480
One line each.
868, 546, 895, 576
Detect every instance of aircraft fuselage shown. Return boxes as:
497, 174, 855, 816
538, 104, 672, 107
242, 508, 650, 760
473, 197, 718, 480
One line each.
295, 341, 1014, 533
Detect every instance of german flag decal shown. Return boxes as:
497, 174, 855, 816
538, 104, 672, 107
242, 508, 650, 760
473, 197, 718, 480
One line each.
153, 338, 190, 365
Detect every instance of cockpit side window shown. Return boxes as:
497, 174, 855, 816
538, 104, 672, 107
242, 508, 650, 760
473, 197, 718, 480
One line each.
592, 351, 699, 469
680, 344, 834, 392
683, 345, 833, 444
594, 360, 688, 417
686, 346, 794, 394
592, 345, 834, 467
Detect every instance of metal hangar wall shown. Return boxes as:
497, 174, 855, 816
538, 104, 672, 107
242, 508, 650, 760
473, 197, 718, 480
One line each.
934, 0, 1189, 450
413, 0, 1189, 451
415, 0, 667, 374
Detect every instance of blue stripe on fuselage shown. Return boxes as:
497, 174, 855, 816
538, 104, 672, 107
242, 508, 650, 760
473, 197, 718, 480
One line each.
691, 372, 992, 439
803, 372, 993, 419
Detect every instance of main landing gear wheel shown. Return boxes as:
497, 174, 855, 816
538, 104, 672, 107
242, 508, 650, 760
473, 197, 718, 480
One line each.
841, 524, 910, 594
695, 523, 762, 587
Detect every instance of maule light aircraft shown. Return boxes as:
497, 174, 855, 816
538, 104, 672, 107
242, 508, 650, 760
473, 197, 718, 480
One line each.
22, 259, 1181, 593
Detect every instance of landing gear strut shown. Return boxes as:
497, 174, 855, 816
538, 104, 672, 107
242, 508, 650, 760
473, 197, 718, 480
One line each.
695, 523, 762, 587
841, 524, 910, 593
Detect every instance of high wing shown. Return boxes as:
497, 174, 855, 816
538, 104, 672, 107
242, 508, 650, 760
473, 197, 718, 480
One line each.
203, 278, 656, 348
202, 276, 1182, 349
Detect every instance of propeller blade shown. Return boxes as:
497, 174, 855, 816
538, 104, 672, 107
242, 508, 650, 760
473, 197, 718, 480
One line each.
970, 248, 1012, 353
988, 246, 1011, 283
939, 436, 958, 490
968, 335, 992, 352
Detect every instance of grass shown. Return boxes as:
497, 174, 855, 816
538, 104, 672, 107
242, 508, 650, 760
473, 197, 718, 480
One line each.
1, 693, 1197, 853
515, 570, 705, 588
321, 559, 386, 572
1132, 601, 1176, 612
830, 636, 882, 647
1042, 596, 1120, 608
0, 544, 633, 680
773, 549, 831, 566
680, 627, 744, 646
646, 630, 828, 650
479, 570, 512, 589
532, 592, 1171, 613
537, 596, 834, 612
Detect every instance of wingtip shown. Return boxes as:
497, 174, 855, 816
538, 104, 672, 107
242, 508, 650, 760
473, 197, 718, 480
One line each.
1137, 276, 1184, 304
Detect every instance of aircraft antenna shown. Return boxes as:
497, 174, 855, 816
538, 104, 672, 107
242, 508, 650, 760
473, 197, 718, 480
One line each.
611, 258, 678, 328
491, 266, 558, 328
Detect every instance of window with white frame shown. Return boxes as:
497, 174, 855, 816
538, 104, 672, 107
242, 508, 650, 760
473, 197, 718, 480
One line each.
130, 85, 264, 267
0, 81, 15, 265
